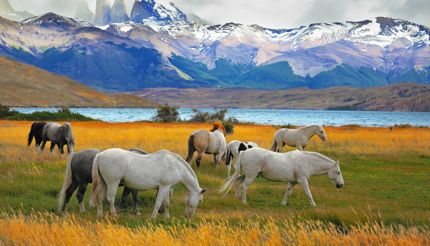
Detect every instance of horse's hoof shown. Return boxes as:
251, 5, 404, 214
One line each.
134, 211, 141, 216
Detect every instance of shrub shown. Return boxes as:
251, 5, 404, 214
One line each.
189, 108, 237, 134
153, 104, 180, 122
0, 104, 17, 118
1, 107, 93, 121
222, 119, 235, 134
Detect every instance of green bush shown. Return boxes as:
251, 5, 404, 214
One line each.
152, 104, 180, 122
189, 108, 237, 134
0, 104, 17, 118
0, 106, 93, 121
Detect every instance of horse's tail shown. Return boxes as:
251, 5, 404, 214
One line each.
90, 154, 106, 208
219, 151, 243, 196
27, 123, 36, 146
270, 138, 277, 152
225, 145, 232, 166
57, 153, 74, 213
186, 135, 195, 163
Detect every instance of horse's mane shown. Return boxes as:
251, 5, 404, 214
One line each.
306, 151, 335, 164
174, 153, 198, 181
210, 122, 226, 134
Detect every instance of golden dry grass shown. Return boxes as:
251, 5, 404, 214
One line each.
0, 120, 430, 244
1, 120, 429, 162
0, 213, 429, 246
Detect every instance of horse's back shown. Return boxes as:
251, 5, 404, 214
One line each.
241, 148, 298, 181
71, 148, 101, 183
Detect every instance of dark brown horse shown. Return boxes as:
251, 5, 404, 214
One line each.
27, 122, 47, 147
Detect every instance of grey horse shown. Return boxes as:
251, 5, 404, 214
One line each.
57, 148, 148, 214
40, 122, 75, 154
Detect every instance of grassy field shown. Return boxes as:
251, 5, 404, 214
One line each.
0, 120, 429, 244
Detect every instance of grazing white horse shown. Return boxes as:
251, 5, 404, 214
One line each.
220, 148, 344, 207
225, 140, 258, 178
90, 148, 206, 219
271, 125, 327, 152
186, 122, 227, 167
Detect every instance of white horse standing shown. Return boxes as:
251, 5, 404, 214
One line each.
225, 140, 258, 178
186, 122, 227, 167
271, 125, 327, 152
90, 148, 205, 219
220, 148, 344, 207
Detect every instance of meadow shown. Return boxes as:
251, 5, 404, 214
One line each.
0, 120, 429, 244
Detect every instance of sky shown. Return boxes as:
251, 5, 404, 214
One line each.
8, 0, 430, 28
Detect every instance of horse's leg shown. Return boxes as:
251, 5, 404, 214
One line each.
119, 186, 132, 211
67, 143, 72, 154
59, 144, 65, 154
151, 186, 170, 220
196, 151, 203, 168
275, 140, 283, 152
227, 163, 232, 178
298, 177, 316, 207
63, 179, 78, 212
106, 180, 121, 216
161, 192, 170, 219
131, 190, 140, 215
235, 175, 245, 199
241, 176, 255, 205
77, 183, 88, 213
281, 182, 296, 206
213, 154, 217, 168
49, 142, 56, 152
296, 144, 303, 151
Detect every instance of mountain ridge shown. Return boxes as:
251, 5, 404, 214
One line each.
134, 83, 430, 112
0, 0, 429, 91
0, 56, 155, 107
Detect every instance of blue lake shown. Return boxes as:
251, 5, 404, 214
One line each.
12, 108, 430, 127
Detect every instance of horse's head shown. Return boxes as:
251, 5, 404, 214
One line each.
185, 189, 206, 218
210, 122, 226, 136
328, 160, 344, 189
316, 126, 327, 142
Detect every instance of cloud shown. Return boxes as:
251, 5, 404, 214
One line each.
8, 0, 430, 28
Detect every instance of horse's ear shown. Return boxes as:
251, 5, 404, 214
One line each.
200, 189, 206, 194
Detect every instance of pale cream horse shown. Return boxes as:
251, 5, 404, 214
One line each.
220, 148, 344, 207
186, 122, 227, 167
271, 125, 327, 152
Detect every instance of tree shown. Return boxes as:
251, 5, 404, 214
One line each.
152, 104, 180, 122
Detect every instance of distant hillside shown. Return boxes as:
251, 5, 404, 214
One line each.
136, 83, 430, 112
0, 56, 155, 107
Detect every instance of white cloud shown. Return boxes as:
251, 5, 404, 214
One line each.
8, 0, 430, 28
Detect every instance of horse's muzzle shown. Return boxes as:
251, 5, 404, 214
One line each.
321, 136, 327, 142
336, 184, 343, 189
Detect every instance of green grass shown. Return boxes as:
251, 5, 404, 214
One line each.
0, 152, 429, 228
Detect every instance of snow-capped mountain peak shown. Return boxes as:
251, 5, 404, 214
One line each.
22, 12, 91, 29
130, 0, 188, 25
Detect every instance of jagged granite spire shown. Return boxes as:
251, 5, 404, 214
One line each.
95, 0, 111, 25
75, 0, 95, 23
111, 0, 129, 23
0, 0, 33, 21
0, 0, 13, 12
